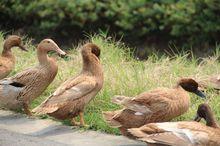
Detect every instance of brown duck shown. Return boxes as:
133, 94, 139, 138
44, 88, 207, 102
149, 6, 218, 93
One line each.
33, 43, 104, 126
103, 78, 206, 137
0, 35, 27, 79
198, 75, 220, 90
128, 103, 220, 146
0, 39, 66, 115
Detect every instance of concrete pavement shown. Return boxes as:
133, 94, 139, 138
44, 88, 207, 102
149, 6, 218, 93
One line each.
0, 129, 66, 146
0, 110, 145, 146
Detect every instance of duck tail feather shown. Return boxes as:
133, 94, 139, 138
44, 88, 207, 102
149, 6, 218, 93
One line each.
111, 95, 131, 105
102, 111, 122, 128
32, 106, 58, 115
128, 128, 149, 139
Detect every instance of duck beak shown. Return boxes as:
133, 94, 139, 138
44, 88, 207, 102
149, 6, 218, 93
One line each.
194, 114, 202, 122
194, 89, 206, 98
54, 45, 66, 56
18, 45, 28, 52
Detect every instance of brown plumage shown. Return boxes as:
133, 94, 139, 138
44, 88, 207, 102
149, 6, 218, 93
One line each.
198, 75, 220, 91
128, 103, 220, 146
0, 35, 27, 79
0, 39, 66, 115
103, 78, 206, 137
33, 43, 104, 126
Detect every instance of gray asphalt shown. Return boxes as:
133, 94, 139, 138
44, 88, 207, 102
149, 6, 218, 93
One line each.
0, 110, 145, 146
0, 129, 67, 146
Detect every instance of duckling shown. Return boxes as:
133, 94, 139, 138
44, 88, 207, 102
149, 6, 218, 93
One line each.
0, 35, 27, 79
0, 39, 66, 115
33, 43, 104, 126
128, 103, 220, 146
103, 78, 206, 137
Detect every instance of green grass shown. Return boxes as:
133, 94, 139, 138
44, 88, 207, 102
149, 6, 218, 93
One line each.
0, 32, 220, 135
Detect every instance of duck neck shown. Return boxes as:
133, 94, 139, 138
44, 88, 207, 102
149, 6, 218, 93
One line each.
205, 112, 219, 128
175, 83, 189, 92
37, 47, 49, 65
2, 42, 14, 58
82, 52, 103, 77
175, 84, 183, 90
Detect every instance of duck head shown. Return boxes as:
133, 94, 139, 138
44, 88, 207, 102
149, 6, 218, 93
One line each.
178, 78, 206, 98
194, 103, 218, 127
81, 43, 100, 59
194, 103, 211, 122
37, 39, 66, 55
4, 35, 27, 51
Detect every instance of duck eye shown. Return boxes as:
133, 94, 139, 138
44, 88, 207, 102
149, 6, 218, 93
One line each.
47, 41, 50, 43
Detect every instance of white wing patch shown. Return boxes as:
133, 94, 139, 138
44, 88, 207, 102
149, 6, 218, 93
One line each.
66, 87, 82, 94
128, 104, 152, 114
156, 122, 209, 144
53, 87, 64, 96
134, 112, 144, 116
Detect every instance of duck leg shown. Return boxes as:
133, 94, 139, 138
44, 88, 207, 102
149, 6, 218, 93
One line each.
79, 111, 88, 127
23, 103, 32, 116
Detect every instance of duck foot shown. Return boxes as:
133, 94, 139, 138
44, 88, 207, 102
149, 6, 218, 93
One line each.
71, 112, 89, 127
23, 103, 33, 116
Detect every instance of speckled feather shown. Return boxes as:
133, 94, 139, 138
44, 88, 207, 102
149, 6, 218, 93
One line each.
0, 39, 64, 110
128, 121, 220, 146
11, 58, 58, 103
33, 43, 104, 120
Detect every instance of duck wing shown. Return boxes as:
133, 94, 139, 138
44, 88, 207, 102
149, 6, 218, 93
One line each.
113, 89, 171, 114
33, 76, 97, 114
0, 68, 42, 91
8, 66, 42, 85
128, 122, 212, 146
2, 67, 46, 101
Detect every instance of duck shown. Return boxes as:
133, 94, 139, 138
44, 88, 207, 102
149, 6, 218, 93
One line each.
103, 78, 206, 137
0, 35, 27, 79
33, 43, 104, 126
198, 75, 220, 91
0, 39, 66, 115
128, 103, 220, 146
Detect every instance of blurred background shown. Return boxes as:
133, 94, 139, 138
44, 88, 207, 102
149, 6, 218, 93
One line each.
1, 0, 220, 59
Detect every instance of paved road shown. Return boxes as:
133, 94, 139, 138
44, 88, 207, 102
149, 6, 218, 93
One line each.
0, 129, 66, 146
0, 110, 145, 146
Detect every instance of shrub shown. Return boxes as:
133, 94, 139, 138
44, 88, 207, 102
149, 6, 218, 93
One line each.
0, 0, 220, 46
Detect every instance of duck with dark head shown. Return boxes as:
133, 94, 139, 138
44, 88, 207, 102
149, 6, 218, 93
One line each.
177, 78, 206, 98
0, 35, 27, 79
33, 43, 104, 127
194, 103, 219, 128
128, 103, 220, 146
103, 78, 206, 138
